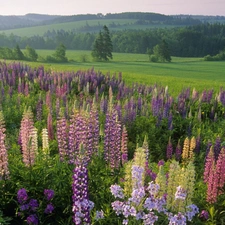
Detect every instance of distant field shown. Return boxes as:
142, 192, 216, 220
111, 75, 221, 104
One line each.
4, 50, 225, 95
1, 19, 181, 37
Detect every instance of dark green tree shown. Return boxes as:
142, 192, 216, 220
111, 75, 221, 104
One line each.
153, 40, 171, 62
24, 45, 38, 61
13, 44, 24, 60
91, 25, 113, 61
54, 43, 68, 62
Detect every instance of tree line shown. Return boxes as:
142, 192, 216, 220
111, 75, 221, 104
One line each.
0, 23, 225, 57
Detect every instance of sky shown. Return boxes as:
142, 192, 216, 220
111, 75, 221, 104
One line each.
0, 0, 225, 16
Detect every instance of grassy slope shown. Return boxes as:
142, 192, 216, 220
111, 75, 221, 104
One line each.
0, 19, 182, 37
15, 50, 225, 95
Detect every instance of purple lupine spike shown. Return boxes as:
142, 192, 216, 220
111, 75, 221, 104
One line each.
104, 108, 121, 169
72, 157, 93, 225
68, 111, 88, 164
121, 125, 128, 164
166, 137, 173, 160
36, 98, 43, 121
214, 136, 221, 161
175, 140, 182, 161
168, 111, 173, 130
86, 104, 99, 161
57, 112, 68, 161
47, 112, 54, 141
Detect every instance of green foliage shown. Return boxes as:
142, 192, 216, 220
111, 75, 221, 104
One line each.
204, 50, 225, 61
92, 25, 113, 61
13, 45, 24, 60
24, 45, 38, 61
53, 43, 68, 62
153, 40, 171, 62
0, 210, 11, 225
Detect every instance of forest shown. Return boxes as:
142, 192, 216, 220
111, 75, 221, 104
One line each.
0, 23, 225, 57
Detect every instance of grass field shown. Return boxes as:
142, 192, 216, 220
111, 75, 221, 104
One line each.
5, 50, 225, 95
0, 19, 181, 37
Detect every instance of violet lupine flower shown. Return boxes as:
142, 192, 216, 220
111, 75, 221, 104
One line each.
168, 111, 173, 130
56, 115, 68, 161
142, 212, 158, 225
28, 199, 39, 212
166, 138, 173, 160
199, 210, 209, 220
26, 214, 38, 225
130, 187, 145, 205
158, 160, 165, 167
68, 112, 88, 164
168, 212, 186, 225
110, 185, 124, 199
185, 204, 199, 221
36, 98, 43, 121
147, 181, 160, 196
87, 104, 99, 160
44, 203, 54, 214
72, 159, 93, 225
44, 189, 54, 201
17, 188, 29, 204
111, 200, 124, 215
95, 210, 104, 220
175, 186, 187, 201
104, 109, 121, 169
132, 165, 144, 189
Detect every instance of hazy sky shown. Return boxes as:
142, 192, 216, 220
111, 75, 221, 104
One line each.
1, 0, 225, 16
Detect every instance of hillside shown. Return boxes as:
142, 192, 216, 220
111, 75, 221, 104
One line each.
0, 12, 203, 32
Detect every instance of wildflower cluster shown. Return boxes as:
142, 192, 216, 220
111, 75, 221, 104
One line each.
110, 165, 199, 225
17, 188, 55, 225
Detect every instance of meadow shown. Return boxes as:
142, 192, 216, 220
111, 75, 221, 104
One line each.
0, 57, 225, 224
26, 49, 225, 95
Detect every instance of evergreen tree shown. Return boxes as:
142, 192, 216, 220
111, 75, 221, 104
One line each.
54, 43, 68, 62
24, 45, 38, 61
153, 40, 171, 62
13, 44, 24, 60
91, 25, 113, 61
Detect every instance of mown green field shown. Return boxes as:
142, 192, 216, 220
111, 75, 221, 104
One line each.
6, 50, 225, 95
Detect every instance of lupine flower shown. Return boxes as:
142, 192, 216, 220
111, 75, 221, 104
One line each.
17, 188, 28, 204
26, 214, 38, 225
166, 137, 173, 159
42, 128, 49, 155
110, 184, 124, 199
185, 204, 199, 221
44, 203, 54, 214
44, 189, 55, 201
168, 212, 186, 225
175, 186, 187, 201
182, 137, 189, 161
0, 111, 9, 180
95, 210, 104, 220
29, 199, 39, 212
204, 146, 215, 183
199, 210, 209, 220
47, 112, 54, 140
121, 125, 128, 164
72, 157, 92, 224
20, 108, 37, 167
